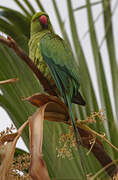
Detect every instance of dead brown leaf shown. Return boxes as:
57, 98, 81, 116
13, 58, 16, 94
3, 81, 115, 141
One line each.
0, 94, 70, 180
23, 93, 69, 122
0, 120, 29, 180
28, 95, 69, 180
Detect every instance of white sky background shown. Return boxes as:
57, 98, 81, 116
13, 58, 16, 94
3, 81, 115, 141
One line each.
0, 0, 118, 151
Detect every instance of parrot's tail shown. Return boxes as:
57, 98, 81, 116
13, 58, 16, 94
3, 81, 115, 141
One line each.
66, 95, 87, 178
72, 92, 86, 106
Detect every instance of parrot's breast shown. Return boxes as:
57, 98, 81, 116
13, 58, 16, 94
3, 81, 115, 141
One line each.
29, 32, 55, 87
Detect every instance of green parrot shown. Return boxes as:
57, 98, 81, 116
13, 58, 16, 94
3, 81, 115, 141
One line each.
29, 11, 86, 171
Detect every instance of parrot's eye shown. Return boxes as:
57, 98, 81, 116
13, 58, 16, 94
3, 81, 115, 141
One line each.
39, 15, 48, 25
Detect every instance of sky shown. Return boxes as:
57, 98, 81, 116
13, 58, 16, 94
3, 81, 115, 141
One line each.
0, 0, 118, 151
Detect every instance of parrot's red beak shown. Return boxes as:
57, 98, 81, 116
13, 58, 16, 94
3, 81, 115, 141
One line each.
39, 15, 48, 26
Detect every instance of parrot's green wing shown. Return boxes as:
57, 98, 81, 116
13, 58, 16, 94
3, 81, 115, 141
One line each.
40, 33, 87, 175
40, 33, 80, 101
40, 33, 80, 84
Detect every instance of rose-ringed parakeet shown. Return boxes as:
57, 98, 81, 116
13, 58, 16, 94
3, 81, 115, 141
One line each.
29, 12, 86, 172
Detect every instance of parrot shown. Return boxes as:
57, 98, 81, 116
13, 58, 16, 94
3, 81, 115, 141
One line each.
29, 11, 86, 173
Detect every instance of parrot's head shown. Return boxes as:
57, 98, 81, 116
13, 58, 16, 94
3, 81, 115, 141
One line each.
30, 12, 54, 35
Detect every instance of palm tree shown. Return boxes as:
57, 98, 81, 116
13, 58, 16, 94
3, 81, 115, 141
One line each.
0, 0, 118, 179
